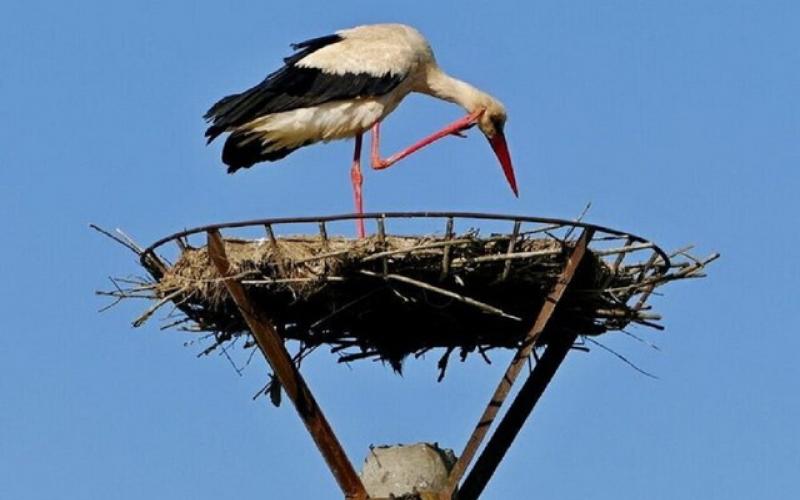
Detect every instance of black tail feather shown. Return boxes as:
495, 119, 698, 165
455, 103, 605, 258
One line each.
204, 34, 344, 145
204, 86, 272, 143
221, 131, 305, 173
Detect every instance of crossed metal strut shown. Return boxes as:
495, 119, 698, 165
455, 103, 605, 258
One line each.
205, 224, 595, 500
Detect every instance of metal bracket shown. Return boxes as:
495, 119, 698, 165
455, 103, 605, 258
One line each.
207, 230, 368, 500
447, 228, 594, 498
206, 224, 594, 499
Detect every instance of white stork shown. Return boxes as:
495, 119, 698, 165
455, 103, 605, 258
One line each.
205, 23, 518, 237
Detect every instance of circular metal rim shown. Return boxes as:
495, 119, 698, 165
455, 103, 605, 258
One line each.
141, 211, 671, 271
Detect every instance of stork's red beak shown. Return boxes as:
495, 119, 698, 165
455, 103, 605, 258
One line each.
488, 132, 518, 197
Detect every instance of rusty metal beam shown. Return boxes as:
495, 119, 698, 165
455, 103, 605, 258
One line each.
206, 230, 367, 500
457, 327, 579, 500
447, 228, 594, 494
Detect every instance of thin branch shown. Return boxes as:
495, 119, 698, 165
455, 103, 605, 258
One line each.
583, 336, 658, 379
359, 270, 521, 321
563, 202, 592, 241
89, 224, 142, 255
132, 288, 186, 327
619, 329, 661, 352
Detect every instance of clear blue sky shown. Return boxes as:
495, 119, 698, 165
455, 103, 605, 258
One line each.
2, 1, 798, 498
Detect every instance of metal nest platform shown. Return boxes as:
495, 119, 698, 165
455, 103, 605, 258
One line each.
97, 211, 717, 499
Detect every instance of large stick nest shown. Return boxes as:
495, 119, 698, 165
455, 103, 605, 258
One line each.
159, 234, 597, 371
98, 216, 716, 386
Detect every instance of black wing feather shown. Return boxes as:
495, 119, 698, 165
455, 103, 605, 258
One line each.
204, 33, 404, 143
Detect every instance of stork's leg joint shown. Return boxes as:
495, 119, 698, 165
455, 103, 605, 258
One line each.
350, 160, 363, 187
369, 109, 485, 171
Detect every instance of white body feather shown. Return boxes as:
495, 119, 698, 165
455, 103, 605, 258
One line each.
240, 85, 409, 151
236, 23, 496, 155
238, 24, 430, 152
298, 24, 431, 77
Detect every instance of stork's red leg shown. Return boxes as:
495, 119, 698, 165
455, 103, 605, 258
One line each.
370, 109, 484, 170
350, 133, 366, 238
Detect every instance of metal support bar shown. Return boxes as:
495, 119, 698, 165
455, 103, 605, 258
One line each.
206, 230, 367, 500
457, 327, 580, 500
499, 220, 521, 281
376, 215, 388, 276
447, 229, 594, 494
439, 217, 455, 281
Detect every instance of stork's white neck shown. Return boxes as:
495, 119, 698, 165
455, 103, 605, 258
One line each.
421, 67, 491, 113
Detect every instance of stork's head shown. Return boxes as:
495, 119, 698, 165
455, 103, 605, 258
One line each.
473, 97, 518, 197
